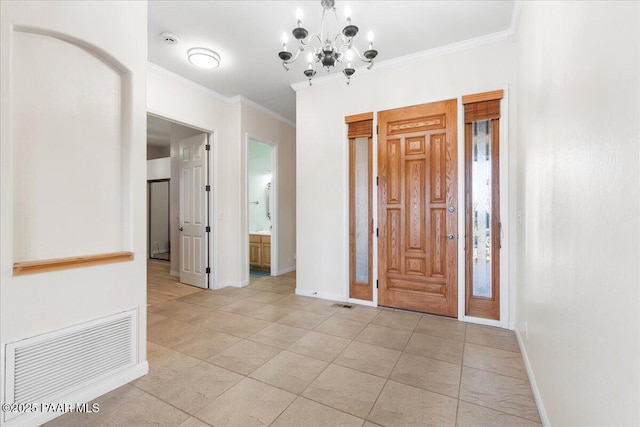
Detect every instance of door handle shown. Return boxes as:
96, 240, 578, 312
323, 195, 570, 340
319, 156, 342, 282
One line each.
179, 227, 183, 232
446, 234, 455, 240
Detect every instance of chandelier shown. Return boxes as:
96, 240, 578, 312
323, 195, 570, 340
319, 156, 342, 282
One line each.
278, 0, 378, 85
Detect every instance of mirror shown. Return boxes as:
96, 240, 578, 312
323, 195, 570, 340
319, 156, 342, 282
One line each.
148, 179, 170, 260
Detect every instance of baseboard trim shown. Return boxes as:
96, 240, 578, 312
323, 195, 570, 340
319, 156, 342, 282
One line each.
169, 270, 179, 278
515, 330, 551, 427
276, 266, 296, 275
463, 315, 508, 329
5, 362, 148, 427
216, 281, 243, 289
295, 288, 344, 302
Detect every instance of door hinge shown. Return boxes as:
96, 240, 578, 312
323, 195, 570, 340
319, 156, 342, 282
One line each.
376, 176, 379, 186
205, 144, 211, 151
376, 228, 379, 237
205, 185, 211, 192
205, 226, 211, 233
205, 267, 211, 274
376, 279, 379, 289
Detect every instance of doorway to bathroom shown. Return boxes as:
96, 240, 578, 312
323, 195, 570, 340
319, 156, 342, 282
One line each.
247, 138, 276, 278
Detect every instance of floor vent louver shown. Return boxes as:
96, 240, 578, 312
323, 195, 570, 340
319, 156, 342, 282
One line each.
4, 309, 137, 423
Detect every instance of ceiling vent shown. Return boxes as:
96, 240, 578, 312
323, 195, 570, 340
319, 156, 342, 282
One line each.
160, 32, 180, 45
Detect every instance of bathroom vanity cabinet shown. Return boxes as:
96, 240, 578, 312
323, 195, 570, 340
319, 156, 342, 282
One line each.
249, 234, 271, 270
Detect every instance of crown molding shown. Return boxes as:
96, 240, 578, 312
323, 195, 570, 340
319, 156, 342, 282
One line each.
291, 28, 514, 92
148, 62, 295, 127
148, 62, 229, 103
509, 0, 523, 40
227, 95, 296, 128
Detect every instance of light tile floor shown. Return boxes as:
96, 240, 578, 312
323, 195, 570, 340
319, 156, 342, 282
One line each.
45, 261, 541, 426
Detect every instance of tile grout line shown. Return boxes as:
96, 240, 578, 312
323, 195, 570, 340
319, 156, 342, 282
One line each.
459, 327, 542, 424
455, 324, 468, 426
266, 332, 365, 424
358, 312, 417, 424
149, 317, 522, 423
362, 344, 404, 423
125, 384, 195, 425
458, 400, 544, 426
142, 264, 539, 426
152, 297, 529, 397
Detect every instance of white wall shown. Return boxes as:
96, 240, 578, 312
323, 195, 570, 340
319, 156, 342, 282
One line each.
147, 65, 234, 285
240, 102, 297, 279
248, 139, 272, 233
295, 39, 517, 302
147, 157, 170, 180
0, 1, 147, 423
515, 2, 640, 425
147, 144, 169, 159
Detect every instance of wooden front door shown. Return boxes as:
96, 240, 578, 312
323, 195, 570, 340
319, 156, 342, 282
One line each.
378, 100, 458, 317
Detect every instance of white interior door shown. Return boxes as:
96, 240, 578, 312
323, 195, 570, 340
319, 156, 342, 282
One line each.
179, 134, 208, 288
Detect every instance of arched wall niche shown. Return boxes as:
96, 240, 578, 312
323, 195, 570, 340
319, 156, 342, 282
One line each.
11, 26, 134, 270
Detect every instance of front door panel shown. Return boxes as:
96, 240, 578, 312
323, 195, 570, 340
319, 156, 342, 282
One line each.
378, 100, 458, 317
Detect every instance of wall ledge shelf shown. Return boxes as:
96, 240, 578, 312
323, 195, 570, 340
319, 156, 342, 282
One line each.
13, 251, 134, 276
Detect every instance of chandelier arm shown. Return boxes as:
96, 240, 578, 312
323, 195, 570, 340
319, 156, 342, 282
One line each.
298, 42, 319, 60
283, 48, 305, 66
333, 8, 351, 47
304, 33, 324, 46
350, 45, 373, 64
334, 32, 349, 47
297, 39, 320, 55
320, 8, 326, 41
336, 35, 354, 61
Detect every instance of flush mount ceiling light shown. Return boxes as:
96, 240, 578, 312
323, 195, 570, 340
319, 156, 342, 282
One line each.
188, 48, 221, 69
278, 0, 378, 86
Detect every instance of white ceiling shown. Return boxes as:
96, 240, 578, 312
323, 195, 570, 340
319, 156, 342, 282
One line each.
148, 1, 515, 123
147, 115, 203, 147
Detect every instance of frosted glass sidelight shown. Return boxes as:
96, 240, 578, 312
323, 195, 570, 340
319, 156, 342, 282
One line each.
472, 120, 492, 298
354, 137, 369, 283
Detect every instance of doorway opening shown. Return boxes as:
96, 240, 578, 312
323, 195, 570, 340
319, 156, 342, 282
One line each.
247, 137, 276, 279
146, 114, 212, 289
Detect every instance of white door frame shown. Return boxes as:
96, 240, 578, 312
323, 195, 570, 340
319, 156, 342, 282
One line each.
244, 133, 278, 280
146, 111, 218, 289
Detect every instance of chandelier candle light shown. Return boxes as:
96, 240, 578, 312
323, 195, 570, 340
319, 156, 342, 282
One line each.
278, 0, 378, 85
